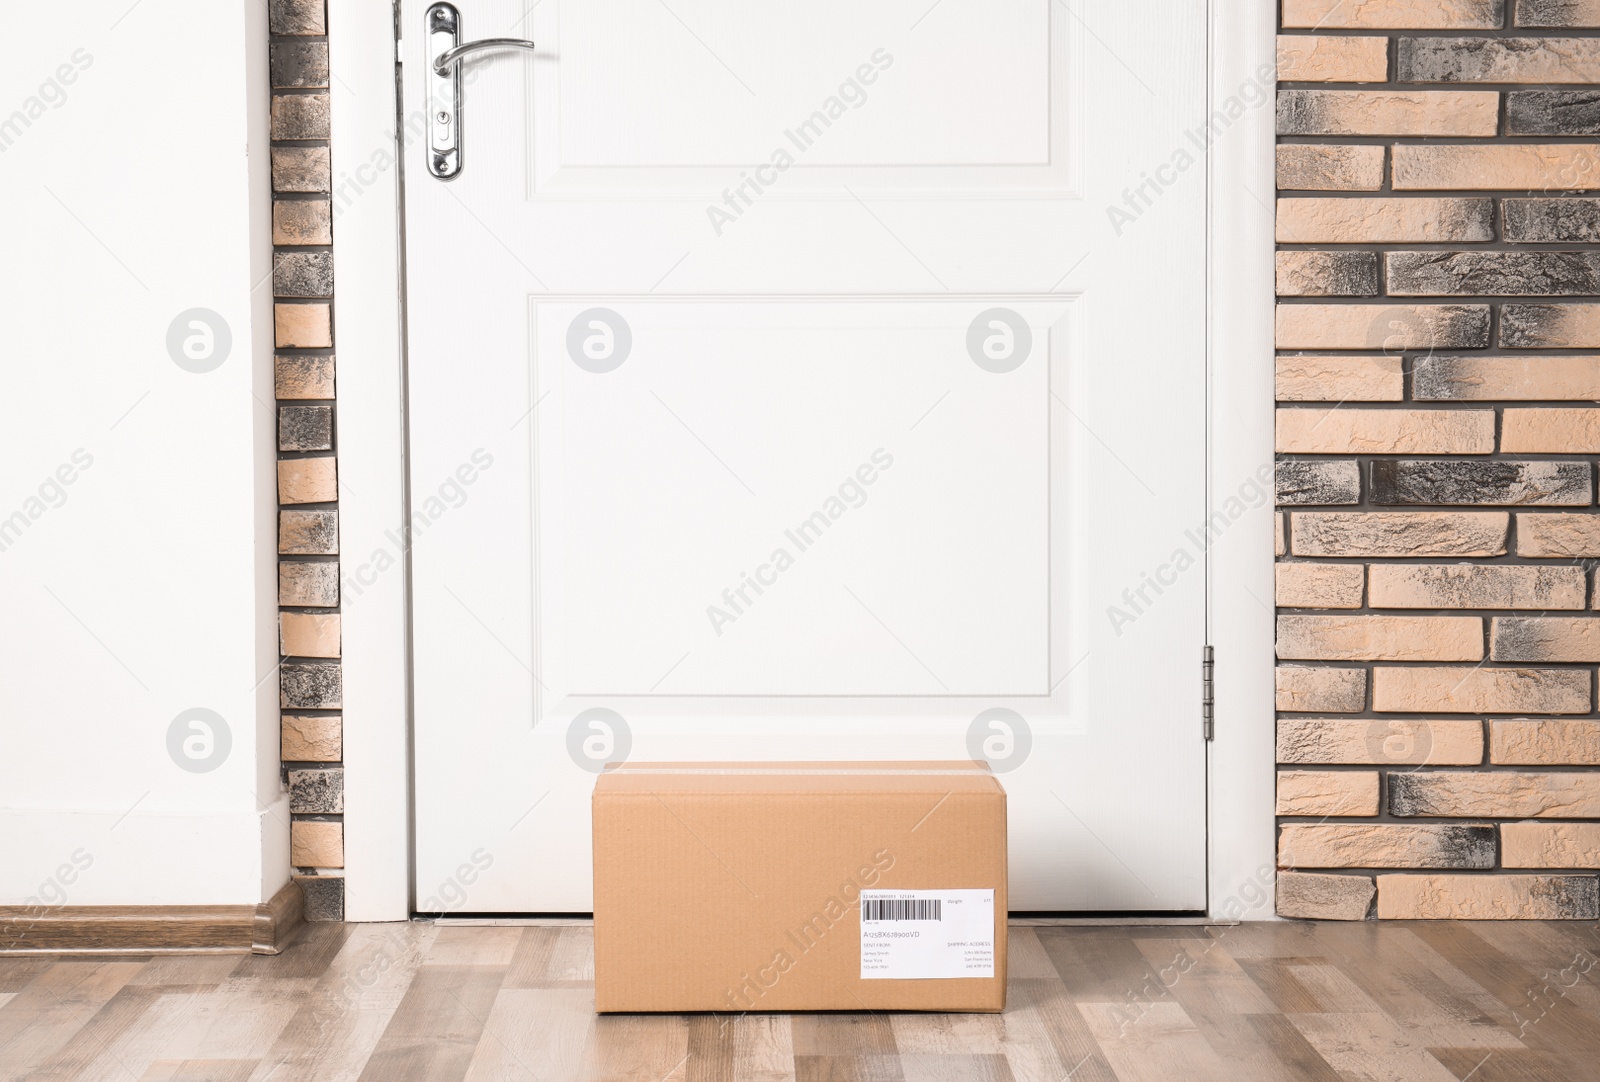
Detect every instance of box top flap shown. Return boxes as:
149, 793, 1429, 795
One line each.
593, 760, 1004, 795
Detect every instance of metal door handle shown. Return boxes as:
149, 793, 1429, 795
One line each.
433, 38, 537, 77
425, 3, 537, 180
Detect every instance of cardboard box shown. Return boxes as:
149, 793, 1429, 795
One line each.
593, 761, 1007, 1013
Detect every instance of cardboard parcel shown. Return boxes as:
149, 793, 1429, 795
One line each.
593, 761, 1007, 1013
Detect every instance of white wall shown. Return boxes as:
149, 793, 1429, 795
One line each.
0, 0, 285, 906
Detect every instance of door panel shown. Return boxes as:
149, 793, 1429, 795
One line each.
533, 298, 1056, 698
404, 0, 1208, 912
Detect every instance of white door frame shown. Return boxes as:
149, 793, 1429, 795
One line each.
326, 0, 1277, 922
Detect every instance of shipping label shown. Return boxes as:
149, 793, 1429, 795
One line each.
859, 889, 996, 979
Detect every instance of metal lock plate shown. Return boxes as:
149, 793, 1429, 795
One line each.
426, 3, 463, 179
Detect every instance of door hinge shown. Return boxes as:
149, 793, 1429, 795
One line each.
1202, 645, 1215, 741
396, 37, 404, 64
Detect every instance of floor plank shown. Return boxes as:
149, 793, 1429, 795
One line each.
1007, 979, 1117, 1082
1287, 1010, 1461, 1082
248, 922, 437, 1082
1239, 1015, 1346, 1082
1036, 929, 1162, 1004
897, 1053, 1013, 1082
1404, 921, 1600, 1058
1291, 924, 1528, 1060
587, 1013, 690, 1082
355, 964, 508, 1082
422, 927, 521, 969
461, 986, 594, 1082
1306, 922, 1511, 1042
1232, 959, 1326, 1014
1387, 928, 1536, 1039
1003, 930, 1060, 981
0, 958, 58, 994
687, 1013, 735, 1082
980, 980, 1073, 1082
729, 1013, 795, 1082
1128, 935, 1326, 1081
547, 928, 596, 984
501, 927, 561, 989
889, 1012, 1006, 1057
0, 960, 145, 1078
22, 985, 162, 1082
1427, 1045, 1593, 1082
1469, 921, 1600, 1022
140, 1060, 258, 1081
128, 955, 241, 993
56, 989, 218, 1082
791, 1054, 903, 1082
1078, 999, 1233, 1082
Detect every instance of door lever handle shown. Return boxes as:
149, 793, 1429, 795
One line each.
424, 3, 537, 180
432, 38, 537, 77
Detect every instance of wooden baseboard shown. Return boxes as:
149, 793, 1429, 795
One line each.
253, 879, 307, 954
0, 881, 308, 955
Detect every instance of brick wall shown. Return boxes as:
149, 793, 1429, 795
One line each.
270, 0, 343, 921
1277, 0, 1600, 919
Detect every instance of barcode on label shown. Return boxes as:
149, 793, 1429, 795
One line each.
862, 898, 942, 921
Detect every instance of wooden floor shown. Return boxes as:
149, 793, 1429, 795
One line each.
4, 919, 1600, 1080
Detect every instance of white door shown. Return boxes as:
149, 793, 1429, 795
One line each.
402, 0, 1208, 912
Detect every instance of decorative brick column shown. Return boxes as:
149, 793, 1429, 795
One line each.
1277, 0, 1600, 919
270, 0, 343, 921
